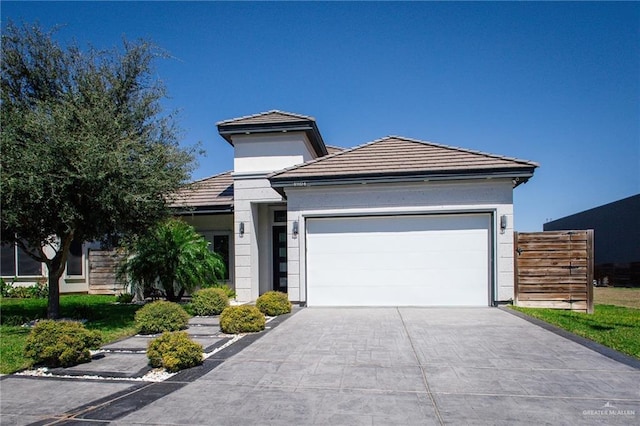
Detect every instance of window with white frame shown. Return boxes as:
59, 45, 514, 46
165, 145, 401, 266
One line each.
0, 242, 43, 277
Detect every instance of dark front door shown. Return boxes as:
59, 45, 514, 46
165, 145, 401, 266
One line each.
272, 225, 287, 292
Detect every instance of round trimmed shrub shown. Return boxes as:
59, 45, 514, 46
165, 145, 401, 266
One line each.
256, 291, 292, 316
191, 288, 229, 316
220, 305, 265, 334
135, 301, 190, 334
147, 331, 203, 373
24, 320, 102, 368
200, 283, 236, 300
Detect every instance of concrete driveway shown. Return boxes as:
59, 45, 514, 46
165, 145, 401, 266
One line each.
113, 308, 639, 425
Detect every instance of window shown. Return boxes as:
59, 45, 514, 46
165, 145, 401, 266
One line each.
1, 244, 16, 276
199, 231, 231, 281
212, 235, 230, 280
273, 210, 287, 223
66, 239, 84, 276
1, 242, 42, 277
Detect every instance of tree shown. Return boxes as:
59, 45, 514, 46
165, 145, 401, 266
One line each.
118, 218, 226, 302
1, 21, 196, 318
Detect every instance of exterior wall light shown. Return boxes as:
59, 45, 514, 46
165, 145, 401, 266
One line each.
292, 220, 299, 236
239, 222, 245, 235
500, 215, 507, 233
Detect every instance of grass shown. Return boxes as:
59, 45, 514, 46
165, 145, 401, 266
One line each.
511, 304, 640, 360
0, 295, 140, 374
594, 287, 640, 309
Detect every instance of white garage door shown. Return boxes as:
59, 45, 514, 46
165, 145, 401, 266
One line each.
306, 214, 491, 306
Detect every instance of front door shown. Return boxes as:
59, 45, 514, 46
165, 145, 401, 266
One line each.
272, 225, 287, 292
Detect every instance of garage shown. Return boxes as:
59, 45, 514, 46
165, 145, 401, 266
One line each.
305, 213, 492, 306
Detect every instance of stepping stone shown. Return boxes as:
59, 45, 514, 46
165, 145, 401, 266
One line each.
103, 336, 154, 351
53, 352, 151, 378
189, 316, 219, 326
185, 325, 220, 336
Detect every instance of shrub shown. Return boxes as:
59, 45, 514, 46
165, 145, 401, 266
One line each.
191, 288, 228, 316
116, 293, 134, 304
135, 301, 190, 334
209, 283, 236, 299
118, 219, 226, 302
0, 278, 12, 297
256, 291, 292, 316
24, 320, 102, 368
8, 285, 31, 299
147, 331, 203, 373
220, 305, 265, 334
1, 281, 48, 299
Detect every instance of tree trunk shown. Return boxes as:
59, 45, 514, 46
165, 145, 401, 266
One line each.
47, 267, 62, 319
164, 283, 176, 302
45, 238, 71, 320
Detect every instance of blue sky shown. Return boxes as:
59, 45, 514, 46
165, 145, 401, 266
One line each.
3, 1, 639, 231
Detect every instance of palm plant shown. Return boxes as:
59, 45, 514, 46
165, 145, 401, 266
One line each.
118, 218, 226, 302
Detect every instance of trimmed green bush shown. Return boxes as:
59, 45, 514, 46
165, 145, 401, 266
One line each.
191, 288, 229, 316
147, 331, 203, 372
210, 283, 236, 300
135, 301, 190, 334
24, 320, 102, 367
256, 291, 292, 316
220, 305, 265, 334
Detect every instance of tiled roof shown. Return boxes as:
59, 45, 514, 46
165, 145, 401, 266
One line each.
270, 136, 538, 182
169, 171, 233, 210
217, 110, 328, 157
325, 145, 345, 155
216, 110, 315, 126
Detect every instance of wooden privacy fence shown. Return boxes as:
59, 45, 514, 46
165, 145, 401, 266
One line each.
88, 249, 125, 295
514, 230, 594, 313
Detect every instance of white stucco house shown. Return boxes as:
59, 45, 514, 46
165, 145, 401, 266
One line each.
1, 110, 538, 304
170, 110, 538, 306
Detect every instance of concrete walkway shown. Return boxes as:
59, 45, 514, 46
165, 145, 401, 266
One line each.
2, 308, 639, 425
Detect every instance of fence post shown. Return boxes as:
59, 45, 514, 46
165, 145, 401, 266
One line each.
513, 231, 519, 306
587, 229, 594, 314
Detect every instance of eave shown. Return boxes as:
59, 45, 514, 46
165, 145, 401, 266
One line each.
269, 167, 536, 197
217, 121, 328, 157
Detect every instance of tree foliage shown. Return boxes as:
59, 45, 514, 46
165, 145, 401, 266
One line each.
0, 21, 196, 318
118, 218, 226, 302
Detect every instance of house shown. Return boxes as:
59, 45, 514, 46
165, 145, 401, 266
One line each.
171, 110, 538, 306
1, 110, 538, 304
543, 194, 640, 286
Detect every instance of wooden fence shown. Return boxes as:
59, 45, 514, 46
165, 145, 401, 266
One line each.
88, 249, 125, 295
514, 230, 594, 313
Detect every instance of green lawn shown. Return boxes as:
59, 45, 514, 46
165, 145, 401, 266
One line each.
0, 295, 140, 374
511, 304, 640, 360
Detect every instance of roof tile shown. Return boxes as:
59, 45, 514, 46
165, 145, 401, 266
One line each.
216, 110, 315, 126
169, 171, 233, 209
270, 136, 538, 181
